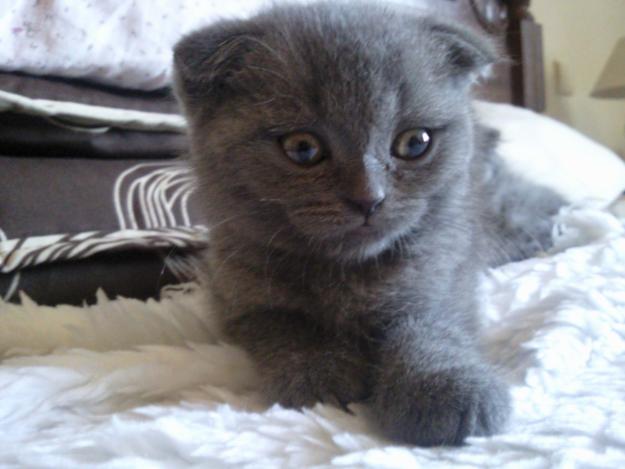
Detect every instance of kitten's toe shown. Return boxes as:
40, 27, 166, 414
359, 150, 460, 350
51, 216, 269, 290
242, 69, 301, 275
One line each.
262, 374, 320, 409
262, 362, 370, 411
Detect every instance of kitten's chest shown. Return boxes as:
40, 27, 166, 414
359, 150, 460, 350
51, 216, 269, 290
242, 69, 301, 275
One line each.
301, 259, 429, 329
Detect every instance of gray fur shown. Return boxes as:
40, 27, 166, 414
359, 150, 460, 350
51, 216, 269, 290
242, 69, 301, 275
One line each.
173, 1, 564, 446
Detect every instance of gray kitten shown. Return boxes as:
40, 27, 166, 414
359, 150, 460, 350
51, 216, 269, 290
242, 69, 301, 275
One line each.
173, 1, 564, 446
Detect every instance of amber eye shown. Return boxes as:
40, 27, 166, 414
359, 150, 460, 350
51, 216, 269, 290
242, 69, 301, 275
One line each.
280, 132, 324, 166
392, 128, 432, 160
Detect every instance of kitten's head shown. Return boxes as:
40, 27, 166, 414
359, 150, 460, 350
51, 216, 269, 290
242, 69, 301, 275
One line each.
174, 1, 496, 261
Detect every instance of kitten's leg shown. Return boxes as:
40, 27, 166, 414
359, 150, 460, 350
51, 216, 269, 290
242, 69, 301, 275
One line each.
369, 314, 510, 446
223, 310, 371, 409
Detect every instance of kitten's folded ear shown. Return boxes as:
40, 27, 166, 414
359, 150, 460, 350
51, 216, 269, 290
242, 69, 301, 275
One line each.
425, 20, 499, 85
173, 21, 261, 107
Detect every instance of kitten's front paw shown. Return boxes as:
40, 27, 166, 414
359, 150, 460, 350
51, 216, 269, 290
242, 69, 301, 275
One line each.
260, 348, 370, 411
371, 366, 510, 446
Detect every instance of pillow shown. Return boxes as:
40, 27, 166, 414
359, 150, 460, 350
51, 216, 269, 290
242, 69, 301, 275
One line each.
0, 0, 311, 90
0, 0, 432, 91
474, 101, 625, 204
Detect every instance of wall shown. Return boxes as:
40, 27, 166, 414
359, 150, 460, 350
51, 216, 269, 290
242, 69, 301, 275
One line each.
531, 0, 625, 157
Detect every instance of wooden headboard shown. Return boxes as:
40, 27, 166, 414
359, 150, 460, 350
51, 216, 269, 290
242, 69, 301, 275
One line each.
425, 0, 545, 111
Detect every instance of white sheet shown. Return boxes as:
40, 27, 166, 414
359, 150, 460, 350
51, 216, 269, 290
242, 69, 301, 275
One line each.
0, 204, 624, 467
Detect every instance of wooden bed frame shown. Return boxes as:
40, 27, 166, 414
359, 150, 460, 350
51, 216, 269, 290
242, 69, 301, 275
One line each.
435, 0, 545, 111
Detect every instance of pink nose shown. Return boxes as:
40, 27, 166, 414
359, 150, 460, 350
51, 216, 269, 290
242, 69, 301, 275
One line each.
344, 194, 385, 218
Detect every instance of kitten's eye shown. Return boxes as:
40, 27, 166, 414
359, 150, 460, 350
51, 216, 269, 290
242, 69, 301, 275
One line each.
281, 132, 324, 166
392, 128, 432, 160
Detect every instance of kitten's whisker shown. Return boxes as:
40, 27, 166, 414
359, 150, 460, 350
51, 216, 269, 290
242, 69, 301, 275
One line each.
254, 97, 277, 107
259, 198, 288, 205
247, 65, 291, 84
210, 247, 243, 280
245, 36, 290, 67
207, 213, 249, 231
262, 226, 288, 301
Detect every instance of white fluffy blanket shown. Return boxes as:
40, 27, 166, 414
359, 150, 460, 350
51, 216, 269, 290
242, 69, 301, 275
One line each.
1, 205, 624, 468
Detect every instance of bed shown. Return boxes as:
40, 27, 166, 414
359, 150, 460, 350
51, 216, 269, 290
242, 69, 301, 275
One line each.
1, 0, 625, 466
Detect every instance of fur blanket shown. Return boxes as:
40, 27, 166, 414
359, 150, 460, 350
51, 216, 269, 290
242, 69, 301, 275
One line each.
1, 205, 624, 468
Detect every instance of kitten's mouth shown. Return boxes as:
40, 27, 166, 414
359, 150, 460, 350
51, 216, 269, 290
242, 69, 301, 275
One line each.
318, 222, 398, 261
351, 222, 378, 235
316, 220, 383, 244
342, 222, 387, 242
306, 214, 415, 261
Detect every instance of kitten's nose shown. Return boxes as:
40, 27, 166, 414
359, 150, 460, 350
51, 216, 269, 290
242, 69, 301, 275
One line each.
344, 192, 385, 218
343, 165, 386, 218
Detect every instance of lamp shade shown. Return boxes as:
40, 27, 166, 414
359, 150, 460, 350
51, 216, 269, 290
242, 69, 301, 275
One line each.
591, 37, 625, 99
